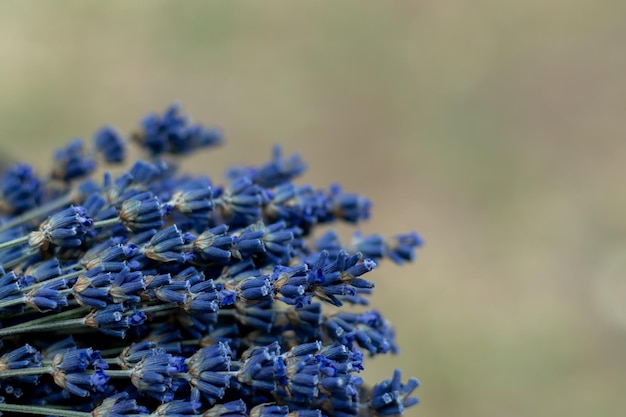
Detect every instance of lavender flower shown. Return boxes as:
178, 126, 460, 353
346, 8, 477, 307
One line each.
0, 164, 43, 214
93, 126, 126, 164
28, 205, 94, 250
0, 104, 421, 417
51, 139, 97, 182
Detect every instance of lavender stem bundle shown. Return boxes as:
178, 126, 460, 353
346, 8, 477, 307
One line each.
0, 104, 421, 417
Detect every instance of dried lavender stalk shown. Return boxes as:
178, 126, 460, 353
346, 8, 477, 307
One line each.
0, 104, 421, 417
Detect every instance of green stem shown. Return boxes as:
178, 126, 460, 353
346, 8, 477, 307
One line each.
103, 357, 121, 365
0, 317, 84, 337
218, 308, 236, 316
0, 235, 29, 251
105, 369, 131, 377
0, 403, 89, 417
26, 305, 89, 325
0, 194, 72, 234
0, 366, 51, 378
93, 217, 122, 229
0, 306, 90, 331
140, 304, 177, 315
0, 295, 26, 310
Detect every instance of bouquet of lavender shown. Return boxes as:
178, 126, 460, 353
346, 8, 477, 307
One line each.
0, 104, 421, 417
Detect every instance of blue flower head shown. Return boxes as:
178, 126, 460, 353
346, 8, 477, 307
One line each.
0, 164, 43, 214
118, 194, 165, 232
130, 353, 184, 401
52, 139, 97, 182
369, 369, 420, 416
0, 104, 421, 417
93, 126, 127, 164
28, 205, 94, 250
50, 348, 109, 397
134, 103, 223, 156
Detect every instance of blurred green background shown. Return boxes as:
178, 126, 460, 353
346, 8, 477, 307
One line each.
1, 1, 625, 416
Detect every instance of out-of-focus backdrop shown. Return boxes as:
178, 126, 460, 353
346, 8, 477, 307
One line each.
1, 1, 625, 416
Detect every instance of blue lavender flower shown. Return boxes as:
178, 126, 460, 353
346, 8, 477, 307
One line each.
51, 139, 97, 182
184, 342, 232, 403
0, 344, 42, 385
164, 185, 214, 220
204, 400, 248, 417
50, 348, 109, 397
109, 268, 145, 303
130, 352, 184, 401
92, 392, 149, 417
226, 144, 306, 188
249, 403, 290, 417
151, 400, 202, 417
84, 304, 146, 338
0, 164, 43, 214
325, 183, 371, 224
23, 258, 62, 283
134, 103, 223, 156
25, 280, 68, 312
104, 161, 162, 204
237, 342, 284, 392
80, 240, 138, 271
193, 224, 233, 263
0, 269, 20, 302
93, 126, 126, 164
72, 268, 113, 308
368, 369, 420, 416
0, 104, 421, 417
183, 279, 221, 315
216, 176, 264, 224
141, 225, 192, 263
28, 205, 94, 250
118, 194, 165, 232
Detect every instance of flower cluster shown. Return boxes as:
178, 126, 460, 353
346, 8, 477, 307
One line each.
0, 104, 422, 417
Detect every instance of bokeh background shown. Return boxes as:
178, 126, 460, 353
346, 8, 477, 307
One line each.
1, 1, 625, 416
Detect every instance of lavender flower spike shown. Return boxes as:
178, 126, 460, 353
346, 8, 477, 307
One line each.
0, 104, 421, 417
28, 205, 93, 250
